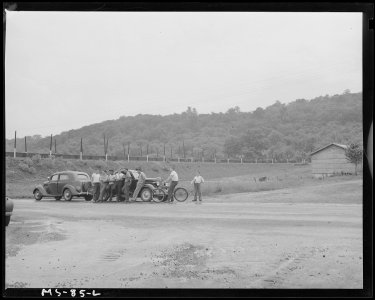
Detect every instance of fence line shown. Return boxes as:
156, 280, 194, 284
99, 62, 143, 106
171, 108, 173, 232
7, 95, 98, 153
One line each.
5, 152, 308, 164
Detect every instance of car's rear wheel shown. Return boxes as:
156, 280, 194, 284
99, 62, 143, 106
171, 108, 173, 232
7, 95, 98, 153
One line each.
5, 216, 10, 226
55, 196, 62, 201
140, 187, 152, 202
63, 189, 73, 201
34, 189, 43, 201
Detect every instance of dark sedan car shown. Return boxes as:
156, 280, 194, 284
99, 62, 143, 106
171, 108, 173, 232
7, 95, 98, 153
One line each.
33, 171, 93, 201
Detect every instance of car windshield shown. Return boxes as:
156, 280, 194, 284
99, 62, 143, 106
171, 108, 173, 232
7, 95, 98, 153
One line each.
77, 174, 89, 181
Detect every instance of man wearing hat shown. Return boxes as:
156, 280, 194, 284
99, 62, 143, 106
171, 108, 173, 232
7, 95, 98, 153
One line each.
115, 169, 125, 201
131, 167, 146, 201
107, 169, 116, 201
122, 168, 132, 202
98, 170, 109, 202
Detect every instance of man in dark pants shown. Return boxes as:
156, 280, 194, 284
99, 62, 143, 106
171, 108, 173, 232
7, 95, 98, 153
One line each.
122, 168, 132, 202
98, 170, 109, 202
107, 169, 116, 201
116, 170, 125, 201
165, 166, 179, 203
131, 167, 146, 202
91, 169, 101, 202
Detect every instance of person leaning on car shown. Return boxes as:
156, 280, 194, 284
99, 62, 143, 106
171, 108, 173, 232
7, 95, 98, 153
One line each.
115, 170, 125, 202
122, 168, 132, 202
131, 167, 146, 202
98, 170, 109, 202
107, 169, 116, 201
91, 169, 101, 202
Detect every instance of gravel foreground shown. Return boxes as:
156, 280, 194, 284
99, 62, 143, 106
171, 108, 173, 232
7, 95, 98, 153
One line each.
5, 180, 363, 289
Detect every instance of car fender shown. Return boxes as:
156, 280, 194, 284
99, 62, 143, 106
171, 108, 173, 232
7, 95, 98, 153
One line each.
33, 185, 49, 196
142, 184, 155, 191
61, 184, 78, 195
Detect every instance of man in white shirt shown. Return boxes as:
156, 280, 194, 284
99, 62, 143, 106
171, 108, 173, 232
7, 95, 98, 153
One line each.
91, 169, 101, 202
131, 167, 147, 201
115, 170, 125, 202
165, 166, 179, 203
191, 170, 204, 202
107, 169, 116, 201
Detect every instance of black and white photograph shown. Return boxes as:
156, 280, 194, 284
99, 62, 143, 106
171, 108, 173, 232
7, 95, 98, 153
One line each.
3, 2, 373, 297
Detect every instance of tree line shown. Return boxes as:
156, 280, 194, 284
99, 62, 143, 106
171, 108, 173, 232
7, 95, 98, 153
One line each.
6, 91, 362, 160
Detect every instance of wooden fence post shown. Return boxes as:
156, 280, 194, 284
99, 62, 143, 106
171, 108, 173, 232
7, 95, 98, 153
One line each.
14, 131, 16, 158
49, 134, 52, 158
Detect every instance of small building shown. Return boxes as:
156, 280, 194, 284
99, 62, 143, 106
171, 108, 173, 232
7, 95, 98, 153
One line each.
310, 143, 360, 178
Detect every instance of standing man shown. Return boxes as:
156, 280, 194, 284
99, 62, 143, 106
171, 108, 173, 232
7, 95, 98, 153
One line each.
131, 167, 146, 201
107, 169, 116, 201
122, 168, 132, 203
115, 170, 125, 202
98, 170, 109, 202
191, 170, 204, 202
165, 166, 179, 203
91, 169, 101, 202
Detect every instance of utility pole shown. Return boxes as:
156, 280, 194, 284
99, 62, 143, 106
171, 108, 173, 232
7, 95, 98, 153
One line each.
24, 136, 27, 154
49, 134, 53, 158
13, 131, 16, 158
106, 138, 109, 161
127, 142, 130, 162
80, 138, 83, 160
163, 143, 166, 162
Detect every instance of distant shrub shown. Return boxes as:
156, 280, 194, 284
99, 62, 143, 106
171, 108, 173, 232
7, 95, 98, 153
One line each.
152, 167, 159, 173
54, 159, 66, 170
32, 154, 42, 165
24, 157, 33, 167
41, 158, 55, 169
18, 162, 36, 174
18, 162, 30, 172
93, 160, 107, 169
214, 184, 222, 193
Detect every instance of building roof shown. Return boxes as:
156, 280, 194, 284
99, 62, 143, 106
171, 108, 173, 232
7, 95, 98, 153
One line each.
310, 143, 348, 156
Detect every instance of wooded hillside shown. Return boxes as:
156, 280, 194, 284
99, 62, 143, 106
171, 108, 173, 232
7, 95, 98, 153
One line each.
7, 91, 362, 161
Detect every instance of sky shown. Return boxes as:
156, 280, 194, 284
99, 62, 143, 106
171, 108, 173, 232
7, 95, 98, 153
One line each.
5, 11, 362, 138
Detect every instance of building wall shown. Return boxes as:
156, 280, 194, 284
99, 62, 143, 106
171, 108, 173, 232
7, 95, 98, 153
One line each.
311, 145, 359, 177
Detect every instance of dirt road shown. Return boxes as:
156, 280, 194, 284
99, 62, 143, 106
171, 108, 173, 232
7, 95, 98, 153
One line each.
5, 180, 363, 288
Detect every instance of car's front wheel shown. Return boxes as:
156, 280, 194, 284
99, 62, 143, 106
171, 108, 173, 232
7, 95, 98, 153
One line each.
63, 189, 73, 201
34, 189, 43, 201
85, 195, 93, 201
140, 187, 152, 202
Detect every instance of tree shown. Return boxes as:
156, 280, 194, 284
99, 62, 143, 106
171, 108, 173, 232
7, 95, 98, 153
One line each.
345, 143, 363, 175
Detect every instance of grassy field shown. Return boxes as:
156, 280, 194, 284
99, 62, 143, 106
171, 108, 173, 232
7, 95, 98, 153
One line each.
5, 156, 360, 198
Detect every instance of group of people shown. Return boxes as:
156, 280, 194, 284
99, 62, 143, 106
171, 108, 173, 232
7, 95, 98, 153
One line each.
90, 168, 133, 202
90, 166, 205, 203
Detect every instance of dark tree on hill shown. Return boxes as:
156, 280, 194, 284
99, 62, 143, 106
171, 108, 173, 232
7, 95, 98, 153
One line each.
345, 143, 363, 175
